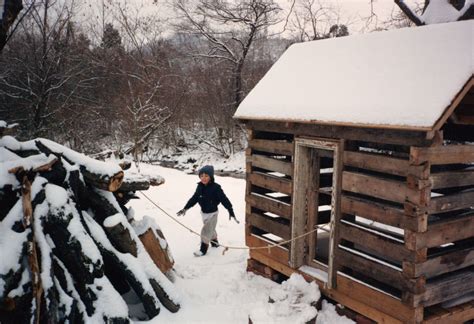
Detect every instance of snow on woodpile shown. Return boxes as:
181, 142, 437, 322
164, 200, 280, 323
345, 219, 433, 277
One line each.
0, 122, 180, 322
234, 20, 474, 129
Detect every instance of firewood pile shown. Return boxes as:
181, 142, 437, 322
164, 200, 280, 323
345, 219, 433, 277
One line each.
0, 121, 180, 323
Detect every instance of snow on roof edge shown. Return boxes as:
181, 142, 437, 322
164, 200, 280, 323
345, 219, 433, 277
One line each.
234, 20, 474, 130
233, 114, 433, 132
235, 74, 474, 132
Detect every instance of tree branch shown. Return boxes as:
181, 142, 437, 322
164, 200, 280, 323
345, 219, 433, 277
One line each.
394, 0, 424, 26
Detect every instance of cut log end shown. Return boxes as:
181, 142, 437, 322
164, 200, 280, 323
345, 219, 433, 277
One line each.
109, 171, 125, 192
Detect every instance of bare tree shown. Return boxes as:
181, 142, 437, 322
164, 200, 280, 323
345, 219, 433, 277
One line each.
105, 1, 178, 164
394, 0, 473, 25
0, 0, 97, 139
287, 0, 347, 42
174, 0, 282, 112
122, 80, 171, 169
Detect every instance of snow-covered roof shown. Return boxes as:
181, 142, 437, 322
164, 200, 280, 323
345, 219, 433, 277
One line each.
234, 21, 474, 130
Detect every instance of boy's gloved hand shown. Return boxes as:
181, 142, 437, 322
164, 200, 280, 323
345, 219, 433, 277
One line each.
176, 209, 187, 216
229, 211, 239, 224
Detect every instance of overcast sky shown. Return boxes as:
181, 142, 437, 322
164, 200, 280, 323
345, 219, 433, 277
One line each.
77, 0, 420, 41
154, 0, 418, 34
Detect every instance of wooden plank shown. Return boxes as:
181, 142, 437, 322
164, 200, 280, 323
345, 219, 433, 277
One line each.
411, 144, 474, 165
342, 171, 425, 205
429, 190, 474, 214
336, 275, 421, 324
246, 193, 292, 220
406, 214, 474, 249
250, 154, 293, 176
247, 213, 291, 240
339, 221, 411, 263
433, 77, 474, 131
341, 195, 426, 232
430, 170, 474, 189
307, 154, 321, 266
421, 269, 474, 307
248, 172, 292, 195
328, 140, 344, 289
246, 234, 289, 263
245, 120, 434, 146
338, 248, 424, 294
344, 150, 412, 177
248, 138, 293, 156
423, 300, 474, 324
249, 250, 410, 323
291, 144, 314, 268
249, 234, 421, 323
403, 246, 474, 279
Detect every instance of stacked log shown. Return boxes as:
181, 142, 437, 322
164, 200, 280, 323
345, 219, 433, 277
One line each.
0, 122, 180, 322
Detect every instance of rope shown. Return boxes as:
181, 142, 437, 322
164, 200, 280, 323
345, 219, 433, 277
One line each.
138, 191, 322, 255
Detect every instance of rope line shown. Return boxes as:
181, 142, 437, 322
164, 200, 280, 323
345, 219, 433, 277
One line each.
138, 191, 322, 254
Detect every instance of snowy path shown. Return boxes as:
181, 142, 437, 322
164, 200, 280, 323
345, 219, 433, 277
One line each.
129, 165, 352, 324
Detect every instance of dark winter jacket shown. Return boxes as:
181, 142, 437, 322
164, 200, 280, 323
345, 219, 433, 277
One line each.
183, 181, 235, 216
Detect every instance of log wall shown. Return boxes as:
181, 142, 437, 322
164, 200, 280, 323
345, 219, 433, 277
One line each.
246, 130, 294, 248
244, 121, 474, 323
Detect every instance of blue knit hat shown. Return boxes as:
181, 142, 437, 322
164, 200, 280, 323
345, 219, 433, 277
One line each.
198, 165, 214, 182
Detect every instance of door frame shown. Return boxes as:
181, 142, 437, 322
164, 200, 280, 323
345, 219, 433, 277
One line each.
290, 137, 344, 289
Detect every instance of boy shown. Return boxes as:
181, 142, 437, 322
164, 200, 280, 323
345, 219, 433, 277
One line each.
177, 165, 236, 257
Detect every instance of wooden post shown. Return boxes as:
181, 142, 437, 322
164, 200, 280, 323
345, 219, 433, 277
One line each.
245, 129, 254, 240
402, 147, 431, 317
306, 149, 320, 266
328, 140, 344, 289
21, 174, 43, 324
290, 143, 310, 268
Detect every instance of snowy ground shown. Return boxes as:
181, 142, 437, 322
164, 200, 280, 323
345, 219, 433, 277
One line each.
128, 164, 353, 324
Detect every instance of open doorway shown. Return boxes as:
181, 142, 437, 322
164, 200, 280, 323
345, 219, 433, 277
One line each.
290, 137, 343, 289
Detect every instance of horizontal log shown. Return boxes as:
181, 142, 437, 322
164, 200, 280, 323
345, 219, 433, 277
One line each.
246, 120, 434, 146
339, 221, 410, 263
343, 151, 413, 177
118, 178, 150, 192
341, 195, 426, 232
338, 248, 424, 294
429, 190, 474, 214
405, 214, 474, 249
430, 170, 474, 189
250, 154, 293, 176
403, 246, 474, 279
342, 171, 424, 205
248, 139, 293, 156
421, 269, 474, 307
246, 193, 292, 220
248, 172, 292, 195
410, 145, 474, 165
247, 212, 291, 240
82, 168, 124, 192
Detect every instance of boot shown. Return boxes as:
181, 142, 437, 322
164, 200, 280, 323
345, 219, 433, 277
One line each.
193, 242, 209, 257
211, 238, 219, 248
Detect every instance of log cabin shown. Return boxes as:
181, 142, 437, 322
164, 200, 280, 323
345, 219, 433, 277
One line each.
234, 20, 474, 323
